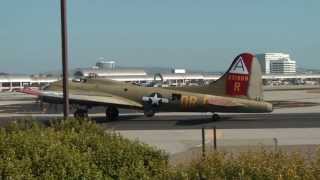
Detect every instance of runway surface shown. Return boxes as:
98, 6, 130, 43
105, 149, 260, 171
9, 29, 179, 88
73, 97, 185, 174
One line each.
1, 91, 320, 155
0, 91, 319, 130
0, 112, 319, 130
97, 112, 320, 130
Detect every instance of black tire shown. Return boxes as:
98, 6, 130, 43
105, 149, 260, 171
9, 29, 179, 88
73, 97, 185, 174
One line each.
105, 106, 119, 121
144, 109, 155, 117
212, 114, 221, 121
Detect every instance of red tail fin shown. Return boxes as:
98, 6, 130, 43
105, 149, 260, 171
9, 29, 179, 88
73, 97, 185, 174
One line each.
207, 52, 263, 100
226, 53, 254, 96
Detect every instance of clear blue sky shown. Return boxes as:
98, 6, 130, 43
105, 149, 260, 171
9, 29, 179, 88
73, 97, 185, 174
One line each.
0, 0, 319, 74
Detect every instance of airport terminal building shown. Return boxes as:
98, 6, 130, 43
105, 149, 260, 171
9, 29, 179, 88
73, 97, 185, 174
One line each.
0, 75, 59, 92
1, 57, 319, 92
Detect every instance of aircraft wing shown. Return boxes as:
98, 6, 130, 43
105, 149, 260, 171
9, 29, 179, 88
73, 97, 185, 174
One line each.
20, 88, 143, 109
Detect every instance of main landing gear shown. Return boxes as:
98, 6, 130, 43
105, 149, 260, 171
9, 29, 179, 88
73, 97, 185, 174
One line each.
106, 106, 119, 121
74, 108, 89, 119
144, 109, 155, 117
212, 113, 221, 121
73, 106, 119, 121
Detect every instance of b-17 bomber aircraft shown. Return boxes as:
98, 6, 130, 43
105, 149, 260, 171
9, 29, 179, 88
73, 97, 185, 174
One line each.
21, 53, 273, 121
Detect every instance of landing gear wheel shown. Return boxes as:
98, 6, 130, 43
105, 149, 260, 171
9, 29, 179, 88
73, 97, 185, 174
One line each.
74, 109, 88, 119
144, 109, 155, 117
106, 106, 119, 121
212, 113, 221, 121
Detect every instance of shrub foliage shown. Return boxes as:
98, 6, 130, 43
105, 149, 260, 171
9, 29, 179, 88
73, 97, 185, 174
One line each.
1, 118, 320, 179
0, 119, 168, 179
170, 150, 320, 180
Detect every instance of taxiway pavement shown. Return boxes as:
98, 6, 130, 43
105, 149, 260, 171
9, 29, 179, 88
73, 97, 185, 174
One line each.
1, 90, 320, 155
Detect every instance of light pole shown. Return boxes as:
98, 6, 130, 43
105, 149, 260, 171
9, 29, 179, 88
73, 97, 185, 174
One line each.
60, 0, 69, 119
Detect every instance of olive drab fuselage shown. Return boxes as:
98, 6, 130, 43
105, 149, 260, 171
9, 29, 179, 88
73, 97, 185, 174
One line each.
41, 53, 273, 114
47, 79, 272, 113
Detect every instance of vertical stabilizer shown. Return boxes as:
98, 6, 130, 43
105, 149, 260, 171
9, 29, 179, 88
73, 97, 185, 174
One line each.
210, 53, 263, 100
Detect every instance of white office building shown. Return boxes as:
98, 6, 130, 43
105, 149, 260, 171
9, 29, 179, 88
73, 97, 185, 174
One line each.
256, 53, 296, 74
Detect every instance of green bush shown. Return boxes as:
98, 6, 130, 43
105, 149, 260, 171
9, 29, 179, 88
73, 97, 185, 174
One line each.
0, 119, 169, 179
2, 118, 320, 179
170, 149, 320, 180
